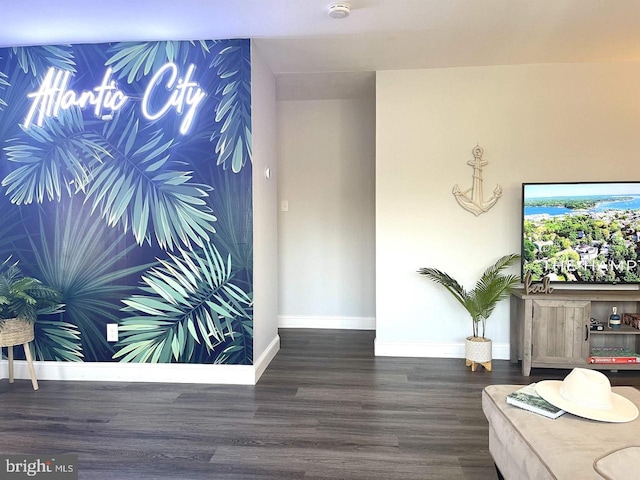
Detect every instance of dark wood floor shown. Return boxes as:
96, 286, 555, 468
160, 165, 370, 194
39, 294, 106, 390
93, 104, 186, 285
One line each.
2, 329, 640, 479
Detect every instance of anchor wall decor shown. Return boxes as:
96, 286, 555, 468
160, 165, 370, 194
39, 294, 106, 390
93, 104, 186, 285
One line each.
452, 145, 502, 216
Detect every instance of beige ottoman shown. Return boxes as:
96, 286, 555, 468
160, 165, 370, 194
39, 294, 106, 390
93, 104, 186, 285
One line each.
482, 385, 640, 480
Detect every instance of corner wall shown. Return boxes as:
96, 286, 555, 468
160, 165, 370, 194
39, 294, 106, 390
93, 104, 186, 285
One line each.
375, 62, 640, 358
251, 42, 280, 380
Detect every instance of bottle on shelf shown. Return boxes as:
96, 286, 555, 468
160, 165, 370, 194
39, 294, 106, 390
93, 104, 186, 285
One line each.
608, 307, 621, 330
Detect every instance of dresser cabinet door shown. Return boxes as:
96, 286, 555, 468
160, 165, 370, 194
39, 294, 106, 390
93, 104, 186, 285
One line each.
531, 300, 590, 365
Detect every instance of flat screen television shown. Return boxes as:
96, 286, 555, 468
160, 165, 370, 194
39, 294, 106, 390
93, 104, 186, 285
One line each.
522, 181, 640, 284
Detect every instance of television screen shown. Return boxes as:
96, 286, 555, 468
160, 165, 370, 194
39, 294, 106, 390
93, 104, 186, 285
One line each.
522, 182, 640, 284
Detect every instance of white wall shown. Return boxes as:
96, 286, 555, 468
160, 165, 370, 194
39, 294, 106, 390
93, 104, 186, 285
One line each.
375, 62, 640, 359
251, 42, 280, 380
277, 99, 376, 329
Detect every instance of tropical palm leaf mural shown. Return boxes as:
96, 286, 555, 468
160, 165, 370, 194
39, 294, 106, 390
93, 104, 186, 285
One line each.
115, 242, 252, 363
195, 158, 253, 279
33, 318, 83, 362
0, 65, 8, 109
106, 41, 211, 84
210, 41, 252, 173
3, 107, 219, 251
88, 109, 218, 250
27, 198, 155, 361
0, 39, 253, 365
9, 45, 76, 76
0, 195, 29, 256
0, 63, 45, 150
214, 315, 253, 365
106, 39, 252, 172
2, 108, 109, 204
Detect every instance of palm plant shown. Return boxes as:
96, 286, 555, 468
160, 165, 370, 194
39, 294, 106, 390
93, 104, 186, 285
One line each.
418, 254, 520, 338
0, 256, 63, 330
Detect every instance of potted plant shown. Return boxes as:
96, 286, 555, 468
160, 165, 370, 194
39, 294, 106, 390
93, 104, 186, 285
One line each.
417, 253, 520, 371
0, 256, 63, 337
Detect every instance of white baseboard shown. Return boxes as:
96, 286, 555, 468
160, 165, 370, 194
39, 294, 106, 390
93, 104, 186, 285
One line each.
278, 315, 375, 330
374, 339, 510, 360
3, 361, 257, 385
254, 334, 280, 382
0, 335, 282, 385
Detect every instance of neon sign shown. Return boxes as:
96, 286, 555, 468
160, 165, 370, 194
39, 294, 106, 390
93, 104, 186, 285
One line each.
24, 67, 128, 127
23, 63, 206, 135
142, 63, 206, 135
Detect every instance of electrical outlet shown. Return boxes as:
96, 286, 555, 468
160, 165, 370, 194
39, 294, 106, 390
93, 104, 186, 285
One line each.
106, 323, 119, 342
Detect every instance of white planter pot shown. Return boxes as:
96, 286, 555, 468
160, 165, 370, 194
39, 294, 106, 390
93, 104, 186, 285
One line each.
465, 336, 492, 364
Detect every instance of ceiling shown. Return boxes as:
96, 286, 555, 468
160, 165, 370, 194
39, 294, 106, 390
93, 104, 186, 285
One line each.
2, 0, 640, 99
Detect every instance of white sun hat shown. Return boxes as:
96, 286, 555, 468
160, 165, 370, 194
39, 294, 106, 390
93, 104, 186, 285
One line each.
535, 368, 639, 423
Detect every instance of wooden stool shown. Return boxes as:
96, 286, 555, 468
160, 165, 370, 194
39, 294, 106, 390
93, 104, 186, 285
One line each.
0, 318, 39, 390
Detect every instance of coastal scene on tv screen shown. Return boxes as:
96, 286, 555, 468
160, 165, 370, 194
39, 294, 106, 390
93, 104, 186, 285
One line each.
523, 182, 640, 283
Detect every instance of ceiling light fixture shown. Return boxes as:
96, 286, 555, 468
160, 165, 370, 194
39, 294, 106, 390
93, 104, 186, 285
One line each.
328, 2, 351, 19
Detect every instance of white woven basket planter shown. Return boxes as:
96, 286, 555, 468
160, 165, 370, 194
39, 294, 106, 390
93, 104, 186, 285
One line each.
0, 317, 39, 390
0, 318, 34, 347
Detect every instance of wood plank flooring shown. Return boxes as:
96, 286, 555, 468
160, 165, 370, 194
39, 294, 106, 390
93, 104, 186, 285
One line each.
2, 328, 640, 479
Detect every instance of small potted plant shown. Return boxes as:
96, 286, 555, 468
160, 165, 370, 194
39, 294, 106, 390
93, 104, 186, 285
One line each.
418, 254, 520, 371
0, 256, 63, 341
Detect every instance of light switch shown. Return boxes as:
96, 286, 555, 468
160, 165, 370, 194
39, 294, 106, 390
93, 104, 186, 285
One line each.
281, 201, 289, 212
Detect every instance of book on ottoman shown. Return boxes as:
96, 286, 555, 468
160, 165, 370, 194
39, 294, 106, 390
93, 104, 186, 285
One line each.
506, 383, 566, 419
